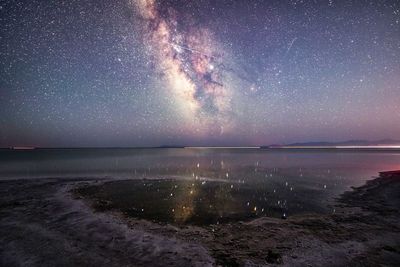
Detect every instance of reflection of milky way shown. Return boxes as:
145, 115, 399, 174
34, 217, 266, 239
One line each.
132, 0, 232, 134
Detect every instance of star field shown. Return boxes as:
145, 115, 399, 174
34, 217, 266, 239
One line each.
0, 0, 399, 147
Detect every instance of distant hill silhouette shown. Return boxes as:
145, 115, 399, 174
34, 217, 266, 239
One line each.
265, 139, 400, 148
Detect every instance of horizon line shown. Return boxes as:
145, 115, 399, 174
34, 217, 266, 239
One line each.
2, 145, 400, 150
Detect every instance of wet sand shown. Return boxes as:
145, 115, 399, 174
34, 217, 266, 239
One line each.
1, 171, 399, 266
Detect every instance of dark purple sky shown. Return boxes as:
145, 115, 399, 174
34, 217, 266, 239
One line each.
1, 0, 399, 147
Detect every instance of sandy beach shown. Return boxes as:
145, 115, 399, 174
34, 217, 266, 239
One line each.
1, 171, 399, 266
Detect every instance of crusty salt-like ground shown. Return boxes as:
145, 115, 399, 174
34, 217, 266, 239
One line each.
0, 179, 214, 267
1, 172, 399, 266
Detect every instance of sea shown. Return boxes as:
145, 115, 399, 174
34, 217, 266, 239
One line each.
1, 148, 399, 221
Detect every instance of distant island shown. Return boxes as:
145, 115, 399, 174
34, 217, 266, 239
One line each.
263, 139, 400, 149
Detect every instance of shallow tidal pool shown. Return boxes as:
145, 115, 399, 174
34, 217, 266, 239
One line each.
77, 177, 330, 225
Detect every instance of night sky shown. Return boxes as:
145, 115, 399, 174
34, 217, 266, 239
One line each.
1, 0, 399, 147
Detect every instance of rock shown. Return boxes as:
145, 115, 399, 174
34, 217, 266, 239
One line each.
265, 249, 282, 264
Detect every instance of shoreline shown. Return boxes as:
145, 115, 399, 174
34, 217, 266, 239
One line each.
1, 171, 399, 266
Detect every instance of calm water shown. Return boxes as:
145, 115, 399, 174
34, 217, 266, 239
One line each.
1, 148, 399, 222
1, 148, 399, 181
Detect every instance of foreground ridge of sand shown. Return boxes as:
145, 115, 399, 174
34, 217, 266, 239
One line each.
1, 171, 399, 266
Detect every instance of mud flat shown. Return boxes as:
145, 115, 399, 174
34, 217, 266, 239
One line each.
1, 171, 399, 266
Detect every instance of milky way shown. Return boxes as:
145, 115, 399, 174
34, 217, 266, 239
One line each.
0, 0, 399, 147
132, 0, 234, 135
